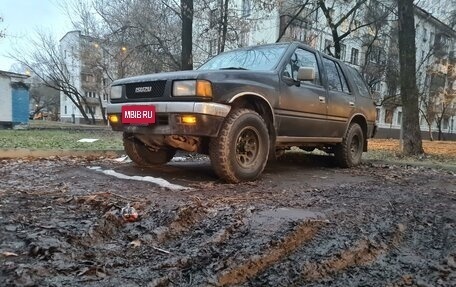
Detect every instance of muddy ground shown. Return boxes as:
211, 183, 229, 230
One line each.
0, 153, 455, 286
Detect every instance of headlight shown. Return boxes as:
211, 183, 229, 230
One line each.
173, 80, 196, 96
110, 85, 122, 99
173, 80, 212, 98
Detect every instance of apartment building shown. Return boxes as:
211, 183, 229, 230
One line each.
59, 31, 108, 124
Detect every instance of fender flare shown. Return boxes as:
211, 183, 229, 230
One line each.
228, 92, 276, 126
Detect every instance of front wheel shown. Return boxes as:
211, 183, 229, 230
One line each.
209, 109, 269, 183
123, 133, 176, 166
334, 123, 364, 168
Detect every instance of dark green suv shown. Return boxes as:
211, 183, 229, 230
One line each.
107, 42, 377, 183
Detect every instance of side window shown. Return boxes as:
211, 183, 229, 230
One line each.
323, 58, 342, 91
348, 67, 371, 97
283, 48, 321, 86
336, 63, 350, 93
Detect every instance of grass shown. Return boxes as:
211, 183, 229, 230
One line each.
0, 125, 454, 170
0, 129, 123, 150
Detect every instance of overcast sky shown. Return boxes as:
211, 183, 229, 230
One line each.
0, 0, 71, 71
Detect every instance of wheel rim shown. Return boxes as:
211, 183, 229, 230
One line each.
350, 134, 361, 158
235, 126, 260, 168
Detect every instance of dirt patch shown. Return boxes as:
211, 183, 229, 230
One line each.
0, 157, 455, 286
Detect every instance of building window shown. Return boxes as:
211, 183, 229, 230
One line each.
397, 111, 402, 126
350, 48, 359, 65
239, 28, 249, 47
385, 109, 393, 124
443, 117, 449, 130
209, 9, 217, 28
242, 0, 251, 17
64, 105, 67, 114
209, 39, 217, 56
340, 44, 346, 61
376, 108, 380, 122
368, 46, 382, 63
324, 39, 332, 54
423, 28, 428, 42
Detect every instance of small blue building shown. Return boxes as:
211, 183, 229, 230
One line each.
0, 70, 30, 128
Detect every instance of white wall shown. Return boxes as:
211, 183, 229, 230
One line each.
0, 76, 12, 122
60, 31, 82, 121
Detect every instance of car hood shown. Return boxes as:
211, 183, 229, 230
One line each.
112, 69, 276, 85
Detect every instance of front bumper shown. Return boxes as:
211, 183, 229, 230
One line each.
107, 101, 231, 137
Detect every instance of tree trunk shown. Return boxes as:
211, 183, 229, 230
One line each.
181, 0, 193, 70
220, 0, 229, 53
436, 116, 443, 140
397, 0, 424, 155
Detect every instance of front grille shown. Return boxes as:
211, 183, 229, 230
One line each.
126, 81, 166, 99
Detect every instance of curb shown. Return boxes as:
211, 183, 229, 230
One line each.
0, 149, 124, 159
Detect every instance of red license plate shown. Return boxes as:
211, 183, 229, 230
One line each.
121, 105, 156, 124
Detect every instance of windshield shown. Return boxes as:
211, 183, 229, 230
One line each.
198, 45, 288, 71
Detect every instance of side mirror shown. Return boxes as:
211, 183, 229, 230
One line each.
297, 67, 315, 82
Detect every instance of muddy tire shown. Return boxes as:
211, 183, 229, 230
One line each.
209, 109, 269, 183
334, 123, 364, 168
123, 133, 176, 166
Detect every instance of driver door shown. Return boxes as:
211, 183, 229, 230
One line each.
277, 48, 329, 137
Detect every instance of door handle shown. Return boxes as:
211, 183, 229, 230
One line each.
349, 101, 355, 107
319, 96, 326, 103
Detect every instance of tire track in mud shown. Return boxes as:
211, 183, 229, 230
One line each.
216, 220, 325, 286
148, 208, 253, 287
151, 202, 212, 245
300, 223, 407, 282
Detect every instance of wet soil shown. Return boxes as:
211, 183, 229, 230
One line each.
0, 153, 455, 286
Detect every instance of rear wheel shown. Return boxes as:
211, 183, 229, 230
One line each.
334, 123, 364, 167
209, 109, 269, 183
123, 132, 176, 166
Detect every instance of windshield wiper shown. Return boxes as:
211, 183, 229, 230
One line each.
219, 67, 248, 70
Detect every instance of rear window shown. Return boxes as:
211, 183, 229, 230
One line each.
347, 67, 371, 98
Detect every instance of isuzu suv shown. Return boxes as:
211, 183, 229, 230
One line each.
107, 42, 377, 183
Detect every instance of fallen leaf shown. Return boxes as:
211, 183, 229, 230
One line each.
129, 239, 141, 248
2, 251, 19, 257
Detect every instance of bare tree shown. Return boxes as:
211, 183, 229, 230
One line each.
10, 32, 96, 124
0, 15, 5, 39
29, 80, 60, 120
276, 0, 315, 43
92, 0, 182, 73
397, 0, 424, 154
318, 0, 369, 59
421, 59, 456, 140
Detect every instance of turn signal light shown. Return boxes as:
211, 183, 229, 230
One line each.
196, 80, 213, 98
108, 114, 120, 124
181, 115, 197, 124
